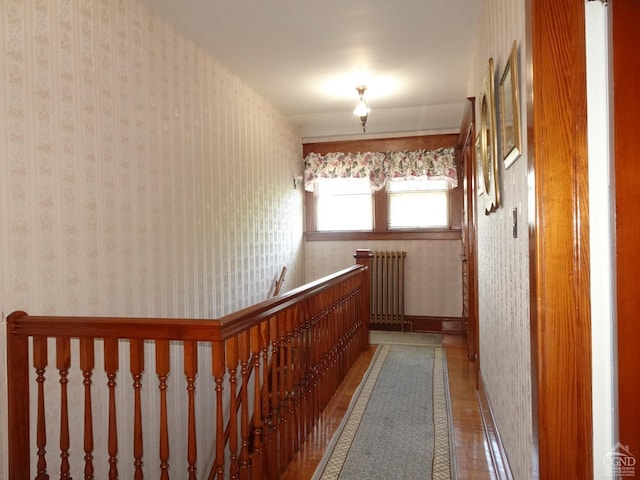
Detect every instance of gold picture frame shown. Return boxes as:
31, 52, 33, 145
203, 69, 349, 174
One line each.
479, 57, 499, 213
475, 134, 485, 196
499, 41, 522, 169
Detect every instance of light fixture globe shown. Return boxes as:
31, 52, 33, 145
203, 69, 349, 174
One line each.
353, 86, 370, 132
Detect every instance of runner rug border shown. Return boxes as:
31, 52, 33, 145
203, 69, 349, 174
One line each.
312, 338, 457, 479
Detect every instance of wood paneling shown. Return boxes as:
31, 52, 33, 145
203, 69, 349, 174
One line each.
303, 134, 459, 156
528, 0, 592, 477
613, 0, 640, 459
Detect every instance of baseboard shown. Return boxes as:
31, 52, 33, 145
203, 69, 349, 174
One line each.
476, 372, 513, 480
371, 316, 463, 334
409, 315, 463, 334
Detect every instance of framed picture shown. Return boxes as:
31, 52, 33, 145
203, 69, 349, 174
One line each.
499, 41, 522, 169
479, 57, 499, 214
475, 134, 484, 196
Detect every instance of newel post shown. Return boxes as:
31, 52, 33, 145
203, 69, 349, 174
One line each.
7, 311, 31, 480
354, 249, 373, 349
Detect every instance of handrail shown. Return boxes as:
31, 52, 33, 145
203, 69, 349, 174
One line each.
7, 265, 364, 341
217, 265, 366, 338
7, 263, 370, 479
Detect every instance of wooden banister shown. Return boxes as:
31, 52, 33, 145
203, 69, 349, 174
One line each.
6, 263, 369, 479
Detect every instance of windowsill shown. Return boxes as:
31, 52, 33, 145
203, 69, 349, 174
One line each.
304, 229, 462, 241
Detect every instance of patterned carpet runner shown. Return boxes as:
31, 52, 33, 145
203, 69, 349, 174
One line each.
312, 332, 455, 479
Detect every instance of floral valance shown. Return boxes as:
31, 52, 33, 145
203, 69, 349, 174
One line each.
303, 147, 457, 192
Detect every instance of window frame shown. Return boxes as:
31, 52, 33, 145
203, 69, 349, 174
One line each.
302, 134, 463, 241
304, 183, 462, 241
386, 179, 452, 230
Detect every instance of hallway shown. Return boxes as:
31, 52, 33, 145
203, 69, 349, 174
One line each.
281, 334, 496, 479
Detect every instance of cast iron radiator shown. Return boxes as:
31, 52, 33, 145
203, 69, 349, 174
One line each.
370, 250, 409, 331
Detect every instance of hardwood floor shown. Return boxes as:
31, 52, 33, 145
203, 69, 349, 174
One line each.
280, 333, 496, 479
443, 334, 497, 479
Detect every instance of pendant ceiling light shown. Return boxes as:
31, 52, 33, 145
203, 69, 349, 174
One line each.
353, 86, 371, 133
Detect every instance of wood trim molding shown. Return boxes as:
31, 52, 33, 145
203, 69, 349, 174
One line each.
457, 97, 479, 364
302, 134, 459, 156
371, 315, 463, 334
477, 371, 514, 480
304, 230, 462, 242
613, 0, 640, 458
528, 0, 593, 477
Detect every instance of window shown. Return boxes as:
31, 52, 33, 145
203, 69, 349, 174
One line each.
315, 178, 373, 231
306, 177, 459, 239
302, 139, 462, 240
387, 179, 450, 229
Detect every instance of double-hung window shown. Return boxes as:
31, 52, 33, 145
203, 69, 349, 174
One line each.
386, 179, 450, 229
303, 145, 461, 239
308, 178, 456, 236
315, 178, 373, 231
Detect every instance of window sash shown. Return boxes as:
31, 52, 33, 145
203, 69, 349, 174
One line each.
314, 178, 373, 231
387, 189, 450, 229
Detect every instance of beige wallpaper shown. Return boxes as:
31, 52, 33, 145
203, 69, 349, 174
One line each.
305, 240, 463, 318
0, 0, 304, 477
469, 0, 534, 478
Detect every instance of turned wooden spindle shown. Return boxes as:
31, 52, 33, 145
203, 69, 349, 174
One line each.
250, 324, 264, 479
237, 330, 251, 478
80, 337, 95, 479
155, 339, 170, 479
56, 337, 72, 479
212, 340, 225, 477
129, 338, 144, 479
184, 340, 198, 480
226, 337, 239, 479
260, 320, 272, 475
267, 315, 280, 476
33, 336, 49, 480
283, 308, 297, 460
278, 312, 289, 469
104, 337, 119, 480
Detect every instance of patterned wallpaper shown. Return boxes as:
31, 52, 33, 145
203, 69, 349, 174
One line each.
305, 240, 462, 318
469, 0, 534, 478
0, 0, 304, 477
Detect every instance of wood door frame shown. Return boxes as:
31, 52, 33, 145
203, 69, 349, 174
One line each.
613, 0, 640, 461
458, 98, 479, 367
527, 0, 593, 477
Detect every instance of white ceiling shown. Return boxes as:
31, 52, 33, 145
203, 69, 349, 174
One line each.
136, 0, 482, 141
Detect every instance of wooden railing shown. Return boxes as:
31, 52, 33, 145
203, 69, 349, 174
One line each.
6, 263, 370, 479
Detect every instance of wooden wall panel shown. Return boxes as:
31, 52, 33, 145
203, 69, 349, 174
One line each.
528, 0, 592, 477
613, 0, 640, 460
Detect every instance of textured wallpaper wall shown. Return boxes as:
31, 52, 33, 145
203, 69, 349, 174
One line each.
468, 0, 534, 478
305, 240, 462, 318
0, 0, 304, 477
